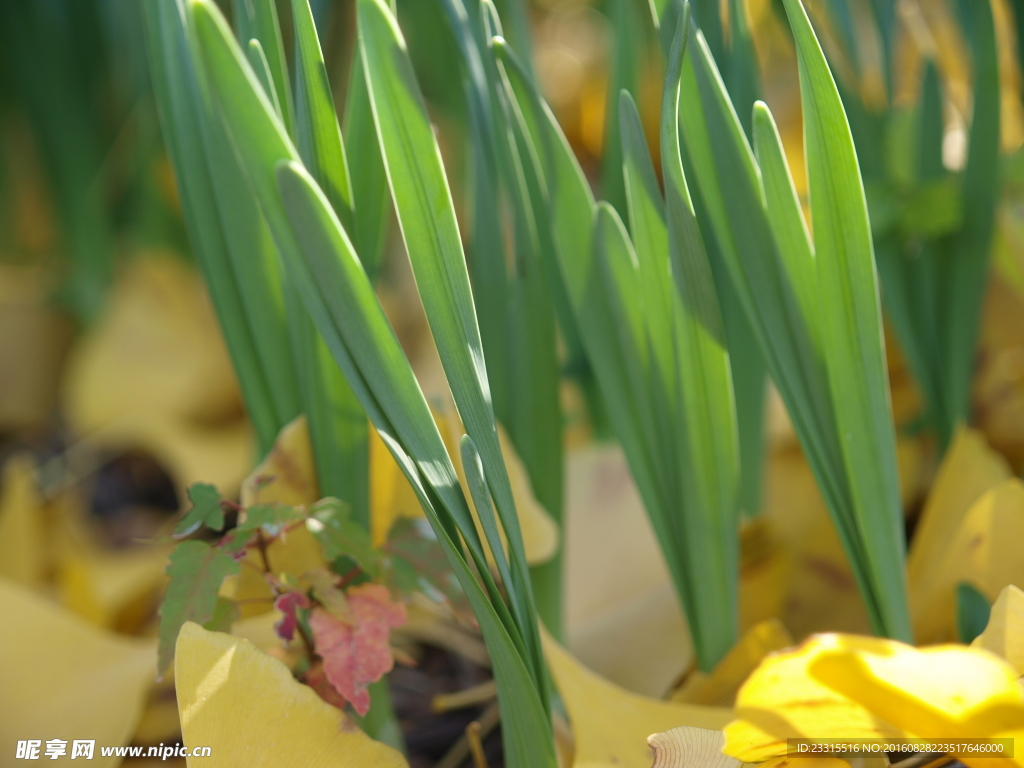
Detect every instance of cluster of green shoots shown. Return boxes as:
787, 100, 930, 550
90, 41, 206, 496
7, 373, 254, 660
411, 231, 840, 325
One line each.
141, 0, 1001, 765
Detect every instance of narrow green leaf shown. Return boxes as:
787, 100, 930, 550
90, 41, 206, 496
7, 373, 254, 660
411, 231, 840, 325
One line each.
344, 51, 391, 279
942, 0, 1000, 433
232, 0, 293, 135
292, 0, 355, 234
144, 0, 295, 453
956, 582, 992, 644
290, 0, 370, 521
660, 10, 741, 666
751, 101, 818, 352
274, 160, 557, 768
782, 0, 910, 641
356, 0, 545, 691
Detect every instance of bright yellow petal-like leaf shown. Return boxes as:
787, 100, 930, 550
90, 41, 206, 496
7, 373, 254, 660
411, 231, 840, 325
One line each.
542, 628, 732, 768
0, 454, 45, 587
917, 480, 1024, 643
240, 415, 318, 507
647, 726, 739, 768
175, 622, 409, 768
0, 578, 155, 767
673, 619, 794, 707
810, 636, 1024, 738
972, 584, 1024, 674
723, 635, 908, 763
909, 428, 1010, 642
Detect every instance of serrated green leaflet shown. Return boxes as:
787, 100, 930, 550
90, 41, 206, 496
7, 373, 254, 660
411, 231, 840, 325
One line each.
174, 482, 224, 537
158, 540, 240, 675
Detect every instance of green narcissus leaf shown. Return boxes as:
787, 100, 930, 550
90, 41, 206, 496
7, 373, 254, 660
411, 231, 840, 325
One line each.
782, 0, 910, 642
174, 482, 225, 537
957, 582, 992, 644
158, 540, 240, 674
309, 498, 381, 578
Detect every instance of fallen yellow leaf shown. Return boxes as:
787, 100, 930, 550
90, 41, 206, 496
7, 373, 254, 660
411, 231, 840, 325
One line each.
542, 628, 731, 768
0, 578, 155, 767
909, 428, 1010, 642
62, 255, 253, 495
723, 635, 908, 763
918, 480, 1024, 643
175, 622, 409, 767
725, 633, 1024, 765
563, 443, 694, 697
240, 415, 317, 507
972, 584, 1024, 674
672, 619, 794, 707
0, 454, 45, 587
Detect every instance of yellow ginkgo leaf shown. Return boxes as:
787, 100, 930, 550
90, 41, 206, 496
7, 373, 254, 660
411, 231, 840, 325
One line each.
647, 726, 739, 768
672, 619, 794, 707
725, 632, 1024, 765
809, 637, 1024, 740
972, 584, 1024, 674
175, 622, 408, 768
762, 446, 870, 638
563, 444, 694, 697
908, 428, 1010, 642
56, 546, 170, 631
369, 423, 423, 547
0, 578, 155, 767
0, 454, 45, 587
917, 480, 1024, 643
542, 628, 732, 768
229, 416, 326, 616
723, 635, 908, 763
240, 415, 318, 507
62, 255, 253, 496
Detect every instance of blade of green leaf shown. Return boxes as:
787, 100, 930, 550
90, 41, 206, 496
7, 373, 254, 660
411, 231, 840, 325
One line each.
356, 0, 545, 689
144, 0, 296, 453
941, 0, 1000, 436
290, 0, 370, 522
782, 0, 910, 641
659, 11, 741, 666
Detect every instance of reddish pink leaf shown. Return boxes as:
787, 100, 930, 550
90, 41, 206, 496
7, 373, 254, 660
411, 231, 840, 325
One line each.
273, 591, 311, 642
309, 584, 407, 715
